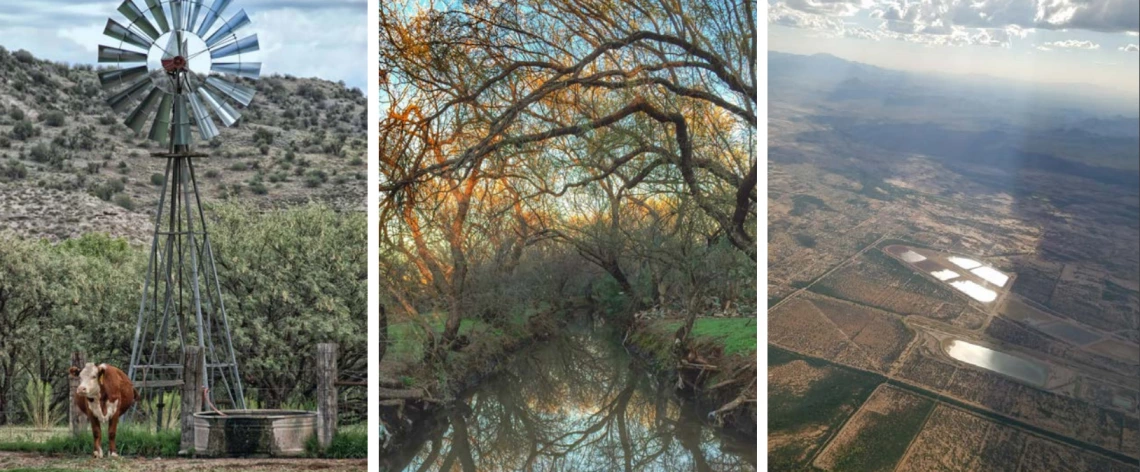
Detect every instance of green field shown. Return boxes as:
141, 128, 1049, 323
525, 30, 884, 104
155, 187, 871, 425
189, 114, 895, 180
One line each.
824, 390, 934, 472
768, 346, 884, 471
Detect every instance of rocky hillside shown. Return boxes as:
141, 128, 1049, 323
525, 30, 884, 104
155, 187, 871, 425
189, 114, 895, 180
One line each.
1, 46, 367, 244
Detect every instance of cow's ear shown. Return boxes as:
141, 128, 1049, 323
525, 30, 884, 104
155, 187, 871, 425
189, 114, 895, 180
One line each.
68, 366, 79, 378
97, 364, 106, 379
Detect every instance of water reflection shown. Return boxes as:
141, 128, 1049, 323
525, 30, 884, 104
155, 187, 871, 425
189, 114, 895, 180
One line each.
383, 328, 756, 472
944, 339, 1049, 387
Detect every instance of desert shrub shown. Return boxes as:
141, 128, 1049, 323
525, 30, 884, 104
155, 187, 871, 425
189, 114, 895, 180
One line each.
1, 158, 28, 181
8, 108, 24, 121
112, 193, 134, 210
9, 120, 37, 140
13, 49, 35, 63
91, 179, 125, 201
27, 142, 67, 167
150, 173, 165, 186
42, 110, 66, 127
253, 127, 274, 146
303, 169, 327, 188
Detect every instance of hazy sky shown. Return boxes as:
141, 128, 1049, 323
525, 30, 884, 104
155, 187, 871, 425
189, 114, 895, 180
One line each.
769, 0, 1140, 97
0, 0, 367, 91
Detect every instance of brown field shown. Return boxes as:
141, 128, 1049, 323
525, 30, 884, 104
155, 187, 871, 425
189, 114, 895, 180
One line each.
768, 298, 877, 371
1020, 437, 1140, 472
1081, 377, 1140, 414
769, 359, 829, 396
1087, 338, 1140, 365
942, 367, 1128, 454
895, 346, 960, 391
812, 255, 966, 322
896, 405, 1023, 472
802, 294, 915, 372
1000, 296, 1056, 324
1123, 415, 1140, 458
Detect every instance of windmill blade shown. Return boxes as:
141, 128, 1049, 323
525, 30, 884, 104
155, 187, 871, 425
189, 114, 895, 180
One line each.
204, 9, 250, 47
195, 0, 233, 37
173, 96, 193, 146
197, 86, 241, 126
210, 35, 258, 60
205, 76, 255, 106
99, 45, 148, 63
145, 0, 171, 34
172, 0, 188, 32
149, 94, 174, 145
211, 62, 261, 79
187, 1, 203, 34
126, 88, 164, 133
107, 78, 154, 112
188, 90, 220, 140
118, 0, 161, 40
98, 65, 149, 89
104, 19, 152, 50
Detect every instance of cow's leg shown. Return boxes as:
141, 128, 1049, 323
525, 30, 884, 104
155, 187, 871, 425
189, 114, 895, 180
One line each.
90, 415, 103, 458
104, 400, 119, 425
108, 414, 120, 458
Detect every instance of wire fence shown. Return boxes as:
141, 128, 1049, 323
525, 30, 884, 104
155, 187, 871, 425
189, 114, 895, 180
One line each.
0, 353, 367, 433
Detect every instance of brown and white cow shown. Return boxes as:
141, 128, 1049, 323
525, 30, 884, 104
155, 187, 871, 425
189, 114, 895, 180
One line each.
69, 363, 137, 458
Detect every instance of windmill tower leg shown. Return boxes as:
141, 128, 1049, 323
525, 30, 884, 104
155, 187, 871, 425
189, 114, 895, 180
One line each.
128, 151, 246, 430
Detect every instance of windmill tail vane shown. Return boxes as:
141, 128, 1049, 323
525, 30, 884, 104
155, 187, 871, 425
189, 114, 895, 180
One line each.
98, 0, 262, 424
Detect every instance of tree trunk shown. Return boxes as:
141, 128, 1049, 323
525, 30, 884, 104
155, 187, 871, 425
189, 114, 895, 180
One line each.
378, 304, 389, 363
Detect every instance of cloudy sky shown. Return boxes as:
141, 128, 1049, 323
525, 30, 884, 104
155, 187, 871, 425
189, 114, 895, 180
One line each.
769, 0, 1140, 97
0, 0, 367, 91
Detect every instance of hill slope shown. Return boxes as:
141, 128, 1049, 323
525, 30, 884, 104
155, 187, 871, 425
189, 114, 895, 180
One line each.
1, 46, 367, 243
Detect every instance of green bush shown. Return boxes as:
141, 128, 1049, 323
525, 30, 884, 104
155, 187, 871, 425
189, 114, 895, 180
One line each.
1, 158, 27, 181
42, 110, 66, 127
303, 169, 328, 188
304, 425, 367, 458
112, 193, 134, 210
9, 120, 37, 140
91, 179, 125, 201
150, 173, 165, 186
8, 107, 24, 121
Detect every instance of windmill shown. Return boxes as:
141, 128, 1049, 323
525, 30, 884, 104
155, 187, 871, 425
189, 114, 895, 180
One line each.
98, 0, 261, 426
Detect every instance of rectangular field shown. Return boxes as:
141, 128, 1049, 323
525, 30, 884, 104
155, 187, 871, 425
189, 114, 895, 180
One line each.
768, 346, 884, 471
813, 385, 935, 471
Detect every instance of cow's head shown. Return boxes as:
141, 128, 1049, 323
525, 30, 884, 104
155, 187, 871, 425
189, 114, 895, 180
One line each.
70, 363, 104, 400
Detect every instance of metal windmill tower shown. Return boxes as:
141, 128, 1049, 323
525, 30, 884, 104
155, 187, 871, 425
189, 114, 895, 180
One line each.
97, 0, 262, 422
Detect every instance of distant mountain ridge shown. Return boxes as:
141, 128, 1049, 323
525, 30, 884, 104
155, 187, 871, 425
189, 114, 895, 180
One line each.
768, 50, 1140, 120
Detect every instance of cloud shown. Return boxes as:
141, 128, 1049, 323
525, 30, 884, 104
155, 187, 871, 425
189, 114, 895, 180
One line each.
1039, 39, 1102, 49
1121, 44, 1140, 52
775, 0, 1140, 49
782, 0, 868, 16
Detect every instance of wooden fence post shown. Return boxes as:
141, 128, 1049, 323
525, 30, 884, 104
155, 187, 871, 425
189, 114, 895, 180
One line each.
179, 346, 204, 455
316, 343, 338, 450
69, 352, 86, 435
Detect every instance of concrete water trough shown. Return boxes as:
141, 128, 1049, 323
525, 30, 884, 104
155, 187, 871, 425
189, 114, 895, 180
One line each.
193, 410, 316, 457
